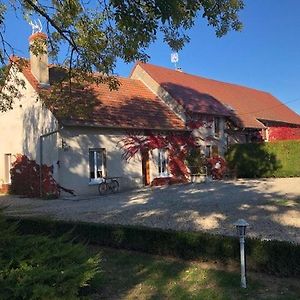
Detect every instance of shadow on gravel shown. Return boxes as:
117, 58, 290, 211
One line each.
1, 179, 300, 243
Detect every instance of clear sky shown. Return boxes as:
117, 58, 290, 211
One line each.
4, 0, 300, 114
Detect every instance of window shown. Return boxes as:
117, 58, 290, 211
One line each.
158, 149, 169, 177
4, 154, 12, 184
214, 117, 220, 137
89, 148, 106, 182
205, 145, 211, 158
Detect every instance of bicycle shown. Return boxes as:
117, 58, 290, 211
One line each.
98, 177, 120, 195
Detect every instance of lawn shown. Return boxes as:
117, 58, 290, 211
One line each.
86, 247, 300, 300
1, 212, 300, 299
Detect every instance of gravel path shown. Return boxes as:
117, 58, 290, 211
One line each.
1, 178, 300, 243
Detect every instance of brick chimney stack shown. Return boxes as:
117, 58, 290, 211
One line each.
29, 32, 49, 86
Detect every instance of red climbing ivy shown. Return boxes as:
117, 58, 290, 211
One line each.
268, 126, 300, 141
206, 155, 227, 180
119, 132, 198, 181
10, 154, 59, 198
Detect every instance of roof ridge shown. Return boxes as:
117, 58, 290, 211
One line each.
138, 61, 272, 96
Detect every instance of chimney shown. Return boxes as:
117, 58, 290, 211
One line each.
29, 32, 49, 86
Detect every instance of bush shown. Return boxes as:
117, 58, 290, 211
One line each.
225, 140, 300, 178
186, 147, 207, 174
10, 154, 59, 198
8, 217, 300, 278
0, 214, 100, 299
206, 155, 227, 179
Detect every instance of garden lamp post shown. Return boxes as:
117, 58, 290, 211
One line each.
234, 219, 249, 289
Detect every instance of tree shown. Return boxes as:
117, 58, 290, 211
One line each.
0, 0, 244, 112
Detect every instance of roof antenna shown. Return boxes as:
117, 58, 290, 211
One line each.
29, 19, 43, 34
171, 52, 179, 70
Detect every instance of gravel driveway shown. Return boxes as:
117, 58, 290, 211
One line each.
1, 178, 300, 243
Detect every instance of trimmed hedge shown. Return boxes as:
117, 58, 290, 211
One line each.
225, 140, 300, 178
8, 217, 300, 278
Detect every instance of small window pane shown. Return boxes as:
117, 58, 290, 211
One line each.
89, 149, 105, 181
158, 149, 168, 177
214, 118, 220, 137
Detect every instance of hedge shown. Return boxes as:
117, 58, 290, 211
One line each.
0, 215, 99, 299
7, 217, 300, 278
225, 140, 300, 178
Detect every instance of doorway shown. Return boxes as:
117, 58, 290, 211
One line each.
141, 151, 150, 186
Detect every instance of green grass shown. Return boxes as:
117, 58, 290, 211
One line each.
270, 198, 300, 207
87, 247, 300, 300
11, 216, 300, 277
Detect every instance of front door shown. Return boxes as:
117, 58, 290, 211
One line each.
141, 151, 150, 186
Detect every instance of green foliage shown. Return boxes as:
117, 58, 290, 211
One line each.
9, 217, 300, 278
0, 0, 244, 112
186, 147, 207, 174
0, 63, 25, 112
225, 140, 300, 178
0, 214, 100, 300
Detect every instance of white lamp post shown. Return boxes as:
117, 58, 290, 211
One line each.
234, 219, 249, 288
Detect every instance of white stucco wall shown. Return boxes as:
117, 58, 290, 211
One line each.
0, 68, 59, 184
58, 127, 145, 195
57, 127, 174, 196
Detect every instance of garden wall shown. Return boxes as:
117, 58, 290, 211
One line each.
225, 140, 300, 178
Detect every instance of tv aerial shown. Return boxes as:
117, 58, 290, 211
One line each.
29, 19, 43, 34
171, 52, 179, 69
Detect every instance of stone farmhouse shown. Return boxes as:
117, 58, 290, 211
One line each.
1, 32, 299, 195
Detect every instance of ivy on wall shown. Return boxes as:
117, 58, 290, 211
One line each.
268, 126, 300, 141
10, 154, 74, 198
119, 132, 198, 181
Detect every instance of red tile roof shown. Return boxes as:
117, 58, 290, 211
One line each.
58, 77, 186, 130
136, 62, 300, 128
12, 57, 185, 131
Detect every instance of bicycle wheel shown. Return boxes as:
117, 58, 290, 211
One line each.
111, 180, 119, 193
98, 182, 108, 195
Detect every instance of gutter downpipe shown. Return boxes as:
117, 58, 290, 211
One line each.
39, 129, 59, 198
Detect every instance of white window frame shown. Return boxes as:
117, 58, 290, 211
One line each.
158, 148, 169, 177
89, 148, 106, 184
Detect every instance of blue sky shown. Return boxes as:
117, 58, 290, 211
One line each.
4, 0, 300, 114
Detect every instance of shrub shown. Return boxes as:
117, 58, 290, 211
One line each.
8, 217, 300, 278
225, 140, 300, 178
0, 214, 100, 299
10, 154, 59, 198
186, 147, 207, 174
206, 155, 227, 179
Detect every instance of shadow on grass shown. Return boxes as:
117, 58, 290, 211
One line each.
87, 248, 260, 300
